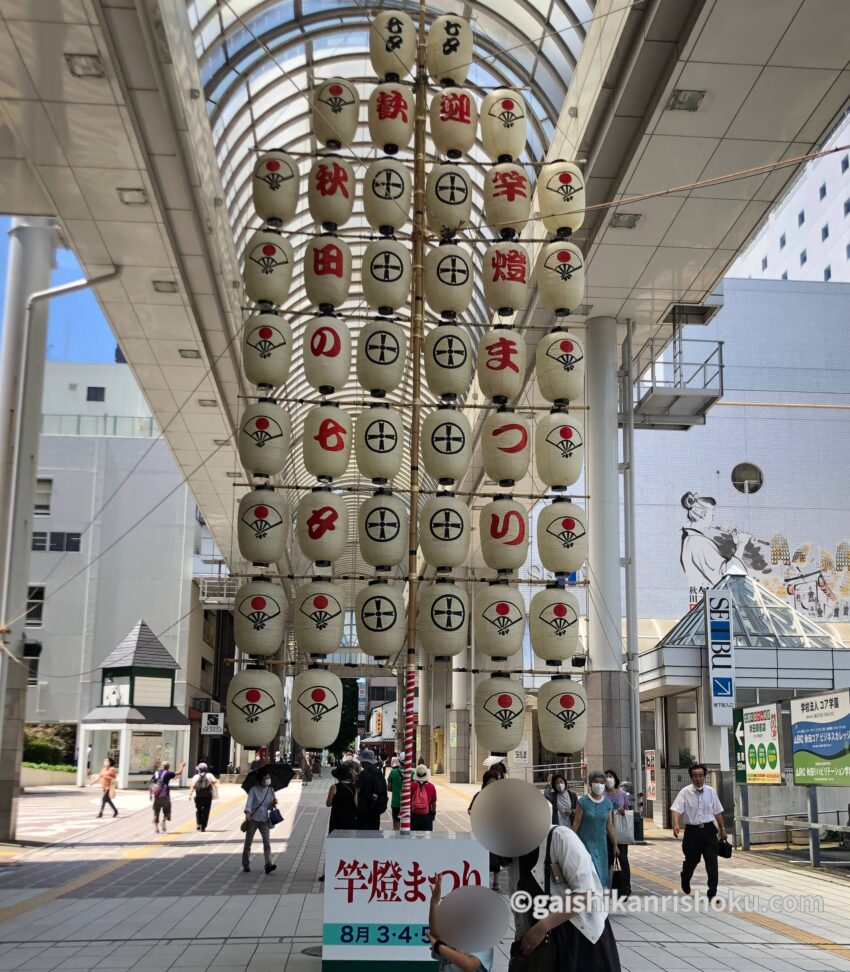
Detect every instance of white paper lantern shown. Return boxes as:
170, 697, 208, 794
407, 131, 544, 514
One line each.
305, 236, 352, 311
357, 319, 408, 395
303, 315, 351, 394
429, 89, 478, 158
252, 151, 299, 226
243, 313, 293, 389
358, 489, 407, 568
291, 667, 343, 749
426, 163, 473, 234
243, 228, 293, 307
356, 580, 406, 660
302, 403, 353, 481
418, 580, 468, 657
538, 161, 585, 237
483, 241, 529, 314
538, 677, 587, 754
293, 579, 345, 657
370, 10, 416, 80
364, 159, 412, 234
296, 488, 348, 565
313, 78, 360, 149
425, 242, 473, 317
536, 241, 584, 316
479, 497, 529, 572
481, 408, 530, 486
474, 583, 526, 660
424, 323, 473, 400
238, 487, 286, 565
536, 330, 585, 404
238, 400, 291, 477
421, 406, 472, 484
427, 15, 472, 86
308, 157, 355, 230
477, 327, 526, 403
529, 585, 580, 665
368, 82, 414, 154
537, 499, 587, 575
483, 163, 532, 238
420, 492, 470, 569
362, 241, 411, 315
535, 411, 584, 488
227, 667, 283, 748
474, 675, 525, 753
355, 404, 404, 482
234, 579, 286, 658
480, 89, 527, 162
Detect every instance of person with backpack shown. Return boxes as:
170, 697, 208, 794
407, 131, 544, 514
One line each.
355, 749, 388, 830
188, 761, 219, 832
411, 764, 437, 831
149, 759, 186, 834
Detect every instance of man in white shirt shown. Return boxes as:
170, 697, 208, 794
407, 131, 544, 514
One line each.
670, 763, 726, 899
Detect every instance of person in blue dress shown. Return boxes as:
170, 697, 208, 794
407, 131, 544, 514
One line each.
572, 769, 619, 886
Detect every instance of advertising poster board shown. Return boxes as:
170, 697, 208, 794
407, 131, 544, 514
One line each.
791, 690, 850, 786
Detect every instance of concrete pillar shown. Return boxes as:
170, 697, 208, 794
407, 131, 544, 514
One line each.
417, 664, 431, 766
448, 644, 470, 782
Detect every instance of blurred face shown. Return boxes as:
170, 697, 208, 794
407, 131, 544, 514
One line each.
102, 758, 110, 769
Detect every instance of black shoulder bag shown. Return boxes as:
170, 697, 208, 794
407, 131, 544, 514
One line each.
507, 829, 559, 972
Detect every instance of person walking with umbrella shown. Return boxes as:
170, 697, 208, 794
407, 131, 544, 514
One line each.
240, 761, 294, 874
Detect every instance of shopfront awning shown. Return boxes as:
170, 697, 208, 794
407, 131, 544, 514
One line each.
81, 706, 191, 726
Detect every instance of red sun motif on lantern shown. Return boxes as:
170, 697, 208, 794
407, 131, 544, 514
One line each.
299, 591, 341, 630
296, 683, 340, 721
545, 690, 586, 730
247, 322, 286, 359
239, 591, 281, 630
482, 598, 523, 635
231, 685, 277, 723
483, 688, 524, 728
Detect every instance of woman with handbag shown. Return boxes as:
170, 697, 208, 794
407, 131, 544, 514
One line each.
572, 770, 619, 886
241, 770, 279, 874
604, 770, 632, 897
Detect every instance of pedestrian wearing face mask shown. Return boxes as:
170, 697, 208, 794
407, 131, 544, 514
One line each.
544, 771, 577, 826
671, 763, 726, 899
604, 770, 632, 896
241, 771, 278, 874
572, 770, 619, 886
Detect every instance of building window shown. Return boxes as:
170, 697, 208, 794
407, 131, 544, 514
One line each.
86, 386, 105, 402
32, 532, 48, 552
34, 478, 52, 516
23, 643, 41, 686
761, 256, 767, 271
731, 462, 764, 495
800, 249, 807, 266
779, 233, 785, 249
46, 532, 81, 552
26, 586, 45, 627
824, 266, 832, 281
798, 210, 805, 226
781, 271, 788, 280
819, 182, 826, 200
822, 224, 829, 241
843, 155, 849, 173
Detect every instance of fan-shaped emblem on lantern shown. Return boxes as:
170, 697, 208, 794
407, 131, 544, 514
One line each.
480, 89, 527, 162
302, 404, 352, 481
368, 82, 414, 154
356, 582, 405, 660
308, 157, 355, 229
477, 328, 526, 403
538, 678, 587, 753
364, 159, 412, 233
475, 584, 525, 660
369, 10, 416, 80
530, 586, 579, 664
429, 89, 478, 158
537, 241, 585, 315
484, 163, 532, 237
300, 592, 340, 629
252, 152, 299, 226
243, 314, 292, 388
426, 15, 473, 86
305, 237, 352, 310
293, 580, 345, 656
363, 241, 411, 315
424, 323, 473, 399
313, 78, 360, 149
474, 675, 526, 752
536, 330, 585, 403
243, 230, 293, 307
296, 488, 347, 565
297, 684, 340, 721
420, 494, 470, 569
481, 410, 530, 486
227, 668, 282, 747
418, 582, 468, 657
238, 401, 291, 477
537, 501, 588, 575
425, 244, 473, 317
355, 405, 404, 482
238, 489, 285, 565
234, 579, 285, 657
535, 412, 584, 488
538, 161, 585, 236
303, 315, 351, 394
426, 164, 472, 234
483, 242, 529, 315
358, 491, 407, 568
480, 497, 529, 571
421, 407, 472, 484
291, 668, 344, 748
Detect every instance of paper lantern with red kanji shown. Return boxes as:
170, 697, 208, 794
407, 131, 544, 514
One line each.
425, 243, 473, 317
305, 237, 352, 311
234, 579, 286, 657
426, 162, 473, 234
474, 583, 526, 661
308, 157, 355, 230
364, 159, 412, 234
358, 489, 407, 568
369, 10, 416, 80
538, 677, 587, 753
356, 580, 406, 660
313, 78, 360, 149
293, 579, 346, 657
291, 668, 343, 749
426, 15, 472, 86
238, 400, 291, 477
243, 228, 293, 306
483, 241, 529, 314
355, 404, 404, 482
303, 315, 351, 394
477, 327, 526, 403
481, 408, 530, 486
484, 163, 532, 238
302, 404, 353, 481
429, 89, 478, 158
252, 151, 299, 226
362, 241, 411, 315
424, 323, 473, 399
536, 330, 585, 404
535, 410, 583, 488
418, 579, 468, 657
368, 82, 414, 154
538, 161, 585, 237
421, 406, 472, 484
420, 493, 470, 569
237, 487, 286, 565
474, 675, 525, 753
536, 241, 584, 316
529, 585, 580, 665
480, 89, 527, 162
479, 497, 529, 572
242, 312, 293, 389
537, 499, 587, 575
227, 667, 283, 748
296, 487, 348, 564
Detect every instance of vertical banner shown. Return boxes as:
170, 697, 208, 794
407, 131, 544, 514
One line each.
791, 690, 850, 785
644, 749, 657, 800
742, 704, 782, 784
705, 591, 735, 726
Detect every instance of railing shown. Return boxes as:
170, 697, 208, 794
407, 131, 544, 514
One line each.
632, 336, 724, 399
41, 413, 158, 437
197, 575, 239, 603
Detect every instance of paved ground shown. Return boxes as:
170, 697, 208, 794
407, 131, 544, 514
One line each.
0, 778, 848, 971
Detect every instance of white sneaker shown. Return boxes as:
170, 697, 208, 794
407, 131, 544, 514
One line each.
155, 824, 160, 833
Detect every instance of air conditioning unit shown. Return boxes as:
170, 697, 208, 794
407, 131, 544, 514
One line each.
193, 697, 211, 712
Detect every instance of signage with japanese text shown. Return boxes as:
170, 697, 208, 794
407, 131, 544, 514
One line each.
736, 704, 782, 784
705, 591, 735, 726
644, 750, 656, 801
791, 690, 850, 786
201, 712, 224, 736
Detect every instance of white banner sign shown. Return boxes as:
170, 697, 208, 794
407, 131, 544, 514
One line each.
706, 591, 735, 726
201, 712, 224, 736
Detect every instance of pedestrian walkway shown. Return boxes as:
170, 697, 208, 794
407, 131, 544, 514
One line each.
0, 777, 847, 971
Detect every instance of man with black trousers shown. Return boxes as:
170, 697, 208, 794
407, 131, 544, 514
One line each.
671, 763, 726, 899
355, 749, 388, 830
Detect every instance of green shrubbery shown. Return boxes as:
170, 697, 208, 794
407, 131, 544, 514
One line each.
23, 738, 66, 764
22, 762, 76, 773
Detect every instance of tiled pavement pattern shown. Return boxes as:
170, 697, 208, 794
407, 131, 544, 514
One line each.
0, 778, 848, 971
